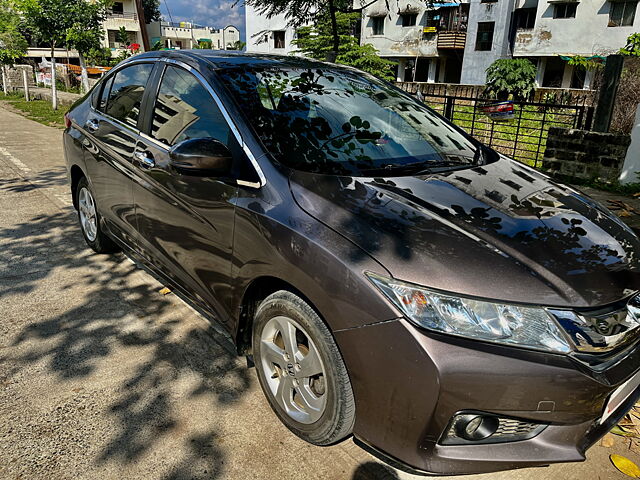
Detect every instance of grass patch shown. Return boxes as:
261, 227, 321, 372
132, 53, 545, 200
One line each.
0, 92, 66, 128
425, 101, 579, 168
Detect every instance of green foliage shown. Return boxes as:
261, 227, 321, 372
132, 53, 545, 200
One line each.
293, 12, 396, 80
485, 58, 537, 101
142, 0, 161, 23
0, 92, 66, 127
17, 0, 77, 49
242, 0, 361, 60
116, 26, 130, 47
229, 40, 246, 51
85, 47, 114, 66
0, 1, 28, 65
65, 0, 111, 56
566, 55, 604, 71
620, 33, 640, 56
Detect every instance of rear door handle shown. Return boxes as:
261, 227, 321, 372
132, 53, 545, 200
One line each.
85, 119, 99, 132
134, 150, 155, 169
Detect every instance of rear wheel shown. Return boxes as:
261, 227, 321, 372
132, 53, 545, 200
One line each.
252, 290, 355, 445
75, 177, 118, 254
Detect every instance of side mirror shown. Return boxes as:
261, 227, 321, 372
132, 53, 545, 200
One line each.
169, 138, 233, 176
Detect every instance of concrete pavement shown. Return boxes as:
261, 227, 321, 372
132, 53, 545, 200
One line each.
0, 105, 637, 480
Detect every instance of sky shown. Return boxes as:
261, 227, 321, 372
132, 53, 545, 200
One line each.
159, 0, 246, 41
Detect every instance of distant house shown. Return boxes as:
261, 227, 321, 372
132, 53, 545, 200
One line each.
147, 21, 240, 50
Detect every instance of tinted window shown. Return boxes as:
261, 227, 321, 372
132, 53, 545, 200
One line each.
219, 66, 487, 176
105, 63, 153, 127
151, 65, 231, 147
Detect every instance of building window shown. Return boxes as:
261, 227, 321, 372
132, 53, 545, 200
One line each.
400, 13, 417, 27
475, 22, 495, 50
112, 2, 124, 14
515, 8, 537, 29
273, 31, 285, 49
609, 1, 637, 27
553, 3, 578, 19
372, 16, 384, 35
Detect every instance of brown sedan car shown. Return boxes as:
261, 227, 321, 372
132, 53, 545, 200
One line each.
63, 51, 640, 475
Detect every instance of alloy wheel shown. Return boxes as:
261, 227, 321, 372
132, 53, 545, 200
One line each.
259, 315, 327, 424
78, 187, 98, 242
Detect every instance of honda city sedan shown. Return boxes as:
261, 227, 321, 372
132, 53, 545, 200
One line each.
63, 51, 640, 475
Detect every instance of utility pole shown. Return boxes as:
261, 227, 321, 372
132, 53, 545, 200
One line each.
135, 0, 151, 52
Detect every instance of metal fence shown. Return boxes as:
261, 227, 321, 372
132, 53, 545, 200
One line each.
396, 82, 595, 168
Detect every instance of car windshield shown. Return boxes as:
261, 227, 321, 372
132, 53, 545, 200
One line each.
218, 65, 486, 176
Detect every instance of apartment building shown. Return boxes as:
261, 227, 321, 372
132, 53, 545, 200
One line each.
360, 1, 470, 83
102, 0, 145, 56
460, 0, 640, 87
245, 5, 301, 54
147, 22, 240, 50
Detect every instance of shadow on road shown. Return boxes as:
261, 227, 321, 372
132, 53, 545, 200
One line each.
352, 461, 400, 480
0, 207, 251, 479
0, 166, 68, 193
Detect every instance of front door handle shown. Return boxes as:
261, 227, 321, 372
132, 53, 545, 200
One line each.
134, 150, 155, 169
85, 119, 99, 132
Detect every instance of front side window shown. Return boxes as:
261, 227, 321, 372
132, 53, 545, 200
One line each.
401, 13, 417, 27
219, 66, 487, 176
609, 1, 637, 27
475, 22, 495, 50
553, 3, 577, 19
372, 16, 384, 35
105, 63, 153, 127
151, 65, 231, 147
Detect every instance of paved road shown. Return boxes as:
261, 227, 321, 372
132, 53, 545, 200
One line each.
0, 105, 636, 480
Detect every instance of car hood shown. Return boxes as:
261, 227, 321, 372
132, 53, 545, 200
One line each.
289, 159, 640, 308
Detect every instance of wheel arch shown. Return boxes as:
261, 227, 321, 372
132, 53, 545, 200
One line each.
69, 164, 86, 210
235, 276, 322, 355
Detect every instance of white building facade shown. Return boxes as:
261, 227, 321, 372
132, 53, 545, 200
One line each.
147, 22, 240, 50
245, 6, 300, 54
101, 0, 145, 56
462, 0, 640, 87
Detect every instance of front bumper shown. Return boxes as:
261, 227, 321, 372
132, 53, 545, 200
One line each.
335, 318, 640, 475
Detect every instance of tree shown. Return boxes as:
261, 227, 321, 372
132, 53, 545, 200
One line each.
18, 0, 77, 110
242, 0, 375, 62
620, 33, 640, 56
66, 0, 111, 93
0, 1, 28, 94
293, 11, 395, 80
484, 58, 537, 101
142, 0, 161, 23
229, 40, 246, 51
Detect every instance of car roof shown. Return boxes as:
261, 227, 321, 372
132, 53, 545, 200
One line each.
133, 50, 352, 72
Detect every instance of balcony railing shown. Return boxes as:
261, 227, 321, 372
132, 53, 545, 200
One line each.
108, 12, 138, 21
437, 31, 467, 49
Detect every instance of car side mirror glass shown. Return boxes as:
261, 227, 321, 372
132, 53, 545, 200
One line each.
169, 138, 233, 176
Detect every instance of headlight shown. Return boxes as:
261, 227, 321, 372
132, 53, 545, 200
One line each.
367, 273, 572, 354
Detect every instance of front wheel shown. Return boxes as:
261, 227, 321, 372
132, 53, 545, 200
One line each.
252, 290, 355, 445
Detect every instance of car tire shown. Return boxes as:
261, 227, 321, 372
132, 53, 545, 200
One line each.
252, 290, 355, 446
75, 177, 118, 254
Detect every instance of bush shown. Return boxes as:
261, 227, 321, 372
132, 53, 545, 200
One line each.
485, 58, 537, 101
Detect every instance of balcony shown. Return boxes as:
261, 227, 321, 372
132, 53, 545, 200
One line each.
437, 31, 467, 49
108, 12, 138, 21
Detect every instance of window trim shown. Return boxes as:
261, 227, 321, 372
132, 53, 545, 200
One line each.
89, 59, 157, 135
475, 21, 495, 51
153, 58, 265, 188
608, 0, 638, 27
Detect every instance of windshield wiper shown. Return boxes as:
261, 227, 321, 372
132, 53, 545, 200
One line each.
361, 159, 472, 176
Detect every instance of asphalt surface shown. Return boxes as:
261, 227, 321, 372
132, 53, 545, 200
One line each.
0, 105, 638, 480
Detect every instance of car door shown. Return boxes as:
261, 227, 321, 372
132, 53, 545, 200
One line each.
82, 61, 156, 247
131, 63, 243, 327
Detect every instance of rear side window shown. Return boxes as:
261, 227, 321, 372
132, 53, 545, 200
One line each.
150, 65, 231, 147
105, 63, 153, 127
